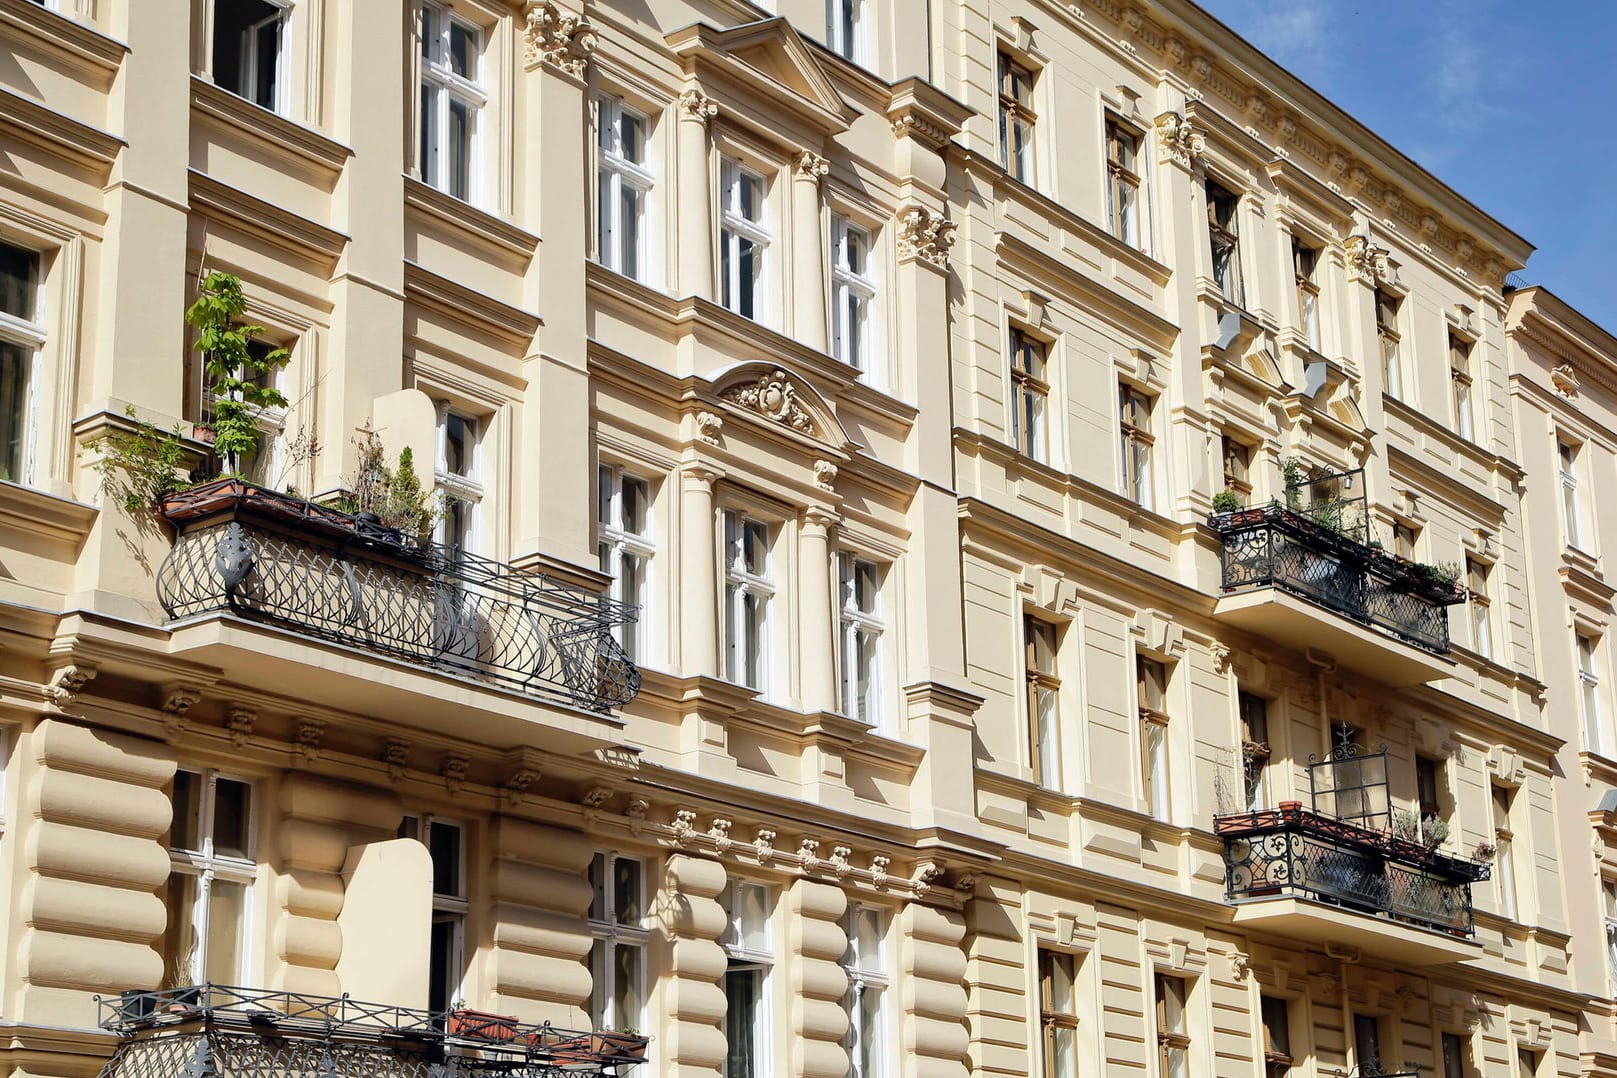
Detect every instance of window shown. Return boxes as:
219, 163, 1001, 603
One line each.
1038, 950, 1077, 1078
1467, 558, 1492, 658
724, 511, 773, 692
1105, 118, 1144, 251
1119, 385, 1155, 508
1259, 996, 1292, 1078
1376, 288, 1403, 399
1560, 439, 1585, 549
1450, 335, 1475, 440
1602, 878, 1617, 989
720, 159, 769, 321
1492, 784, 1517, 920
436, 408, 482, 552
399, 816, 467, 1015
419, 2, 484, 202
597, 97, 653, 281
839, 554, 885, 726
1025, 617, 1061, 788
1205, 180, 1243, 305
1392, 521, 1418, 561
826, 0, 862, 62
1153, 974, 1189, 1078
721, 880, 774, 1078
165, 770, 254, 985
598, 466, 654, 662
831, 217, 877, 376
1292, 237, 1321, 350
1441, 1032, 1468, 1078
201, 336, 288, 485
1221, 436, 1251, 500
588, 852, 648, 1034
842, 905, 887, 1078
1517, 1049, 1539, 1078
1415, 755, 1443, 821
997, 52, 1036, 184
1353, 1015, 1386, 1075
0, 243, 43, 484
1238, 691, 1269, 813
1138, 657, 1170, 819
1009, 328, 1048, 462
1581, 633, 1606, 755
212, 0, 290, 113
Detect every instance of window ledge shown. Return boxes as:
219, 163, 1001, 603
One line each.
404, 176, 539, 263
190, 76, 351, 181
0, 479, 98, 547
0, 0, 127, 83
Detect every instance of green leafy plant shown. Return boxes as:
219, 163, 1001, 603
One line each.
186, 271, 288, 475
339, 428, 439, 537
1280, 455, 1308, 505
1211, 489, 1241, 514
90, 407, 189, 516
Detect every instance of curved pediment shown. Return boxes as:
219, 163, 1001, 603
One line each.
708, 363, 853, 449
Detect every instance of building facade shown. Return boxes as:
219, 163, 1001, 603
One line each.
0, 2, 1611, 1078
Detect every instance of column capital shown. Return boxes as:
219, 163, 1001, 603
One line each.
896, 205, 956, 271
803, 505, 840, 533
678, 88, 719, 125
523, 1, 596, 76
1153, 110, 1205, 171
681, 461, 724, 489
795, 150, 831, 182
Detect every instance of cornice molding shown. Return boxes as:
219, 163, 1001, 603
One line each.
402, 261, 541, 350
0, 0, 127, 85
188, 171, 348, 269
189, 76, 351, 181
0, 86, 122, 171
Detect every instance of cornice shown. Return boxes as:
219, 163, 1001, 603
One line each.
0, 0, 127, 86
1383, 411, 1522, 510
0, 480, 97, 548
0, 86, 122, 171
189, 76, 351, 182
885, 77, 972, 152
402, 260, 541, 351
1509, 290, 1617, 400
992, 231, 1177, 351
188, 171, 348, 269
403, 176, 539, 265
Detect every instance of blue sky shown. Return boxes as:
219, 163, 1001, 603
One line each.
1198, 0, 1617, 335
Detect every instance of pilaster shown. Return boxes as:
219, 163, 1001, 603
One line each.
676, 90, 718, 300
792, 152, 830, 351
679, 463, 724, 677
487, 817, 594, 1025
898, 901, 970, 1078
786, 878, 849, 1078
799, 506, 839, 714
660, 854, 728, 1078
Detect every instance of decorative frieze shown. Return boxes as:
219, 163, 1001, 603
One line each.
523, 1, 596, 76
896, 205, 956, 269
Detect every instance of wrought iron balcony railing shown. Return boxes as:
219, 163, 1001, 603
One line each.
155, 479, 641, 712
97, 985, 650, 1078
1213, 503, 1462, 653
1214, 803, 1489, 937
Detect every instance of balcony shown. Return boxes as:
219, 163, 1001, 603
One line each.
1215, 745, 1489, 966
155, 479, 640, 714
1211, 469, 1464, 686
98, 985, 650, 1078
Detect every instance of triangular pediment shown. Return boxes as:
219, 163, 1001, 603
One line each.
709, 362, 854, 450
667, 19, 853, 135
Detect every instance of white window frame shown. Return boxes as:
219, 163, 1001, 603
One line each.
1560, 439, 1585, 550
724, 510, 774, 693
596, 95, 654, 282
1104, 117, 1146, 253
1025, 615, 1061, 789
997, 50, 1036, 185
1467, 557, 1492, 660
838, 553, 885, 727
588, 851, 650, 1034
1376, 288, 1404, 400
1206, 179, 1244, 306
435, 405, 483, 552
0, 241, 44, 487
401, 814, 468, 1014
214, 0, 293, 115
419, 1, 486, 204
1492, 784, 1518, 921
1580, 632, 1605, 756
842, 904, 888, 1078
1008, 327, 1048, 463
825, 0, 863, 63
719, 158, 771, 323
830, 216, 878, 378
1450, 335, 1475, 441
598, 465, 655, 663
168, 769, 257, 985
1292, 236, 1322, 351
721, 880, 775, 1078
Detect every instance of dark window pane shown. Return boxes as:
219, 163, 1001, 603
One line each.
212, 777, 252, 858
170, 770, 201, 851
429, 820, 462, 897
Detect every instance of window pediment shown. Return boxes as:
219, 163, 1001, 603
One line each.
666, 19, 853, 137
709, 363, 853, 451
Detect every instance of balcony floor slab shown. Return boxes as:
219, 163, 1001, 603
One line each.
1213, 588, 1454, 686
1229, 895, 1481, 965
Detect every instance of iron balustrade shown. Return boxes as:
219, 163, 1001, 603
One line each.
1215, 804, 1488, 937
155, 480, 641, 712
96, 984, 651, 1078
1214, 504, 1460, 653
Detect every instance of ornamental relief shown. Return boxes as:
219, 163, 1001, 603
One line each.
719, 369, 818, 436
896, 205, 956, 269
523, 1, 596, 76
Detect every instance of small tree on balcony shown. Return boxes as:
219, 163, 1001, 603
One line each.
187, 271, 289, 476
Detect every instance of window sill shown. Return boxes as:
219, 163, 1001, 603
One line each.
0, 0, 127, 83
0, 478, 98, 547
190, 76, 351, 181
404, 176, 538, 263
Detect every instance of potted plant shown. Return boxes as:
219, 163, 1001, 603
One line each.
591, 1029, 650, 1060
185, 271, 289, 477
448, 999, 519, 1042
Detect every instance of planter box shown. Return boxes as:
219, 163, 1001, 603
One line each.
449, 1009, 519, 1042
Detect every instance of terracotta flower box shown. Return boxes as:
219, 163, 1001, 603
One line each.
449, 1008, 520, 1042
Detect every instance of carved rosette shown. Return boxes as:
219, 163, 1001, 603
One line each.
720, 369, 817, 435
896, 205, 956, 269
678, 89, 718, 125
1154, 111, 1205, 170
523, 1, 596, 76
